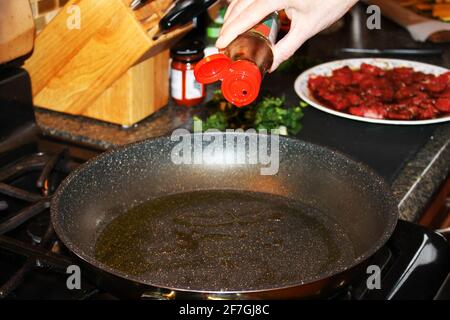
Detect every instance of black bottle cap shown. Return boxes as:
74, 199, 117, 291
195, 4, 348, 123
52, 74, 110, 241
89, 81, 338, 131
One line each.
171, 39, 205, 62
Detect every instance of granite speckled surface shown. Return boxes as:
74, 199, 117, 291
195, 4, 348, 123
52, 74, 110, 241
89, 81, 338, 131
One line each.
392, 125, 450, 222
35, 3, 450, 223
35, 102, 195, 150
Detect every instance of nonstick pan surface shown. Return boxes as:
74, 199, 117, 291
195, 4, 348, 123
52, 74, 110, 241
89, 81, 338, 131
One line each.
51, 133, 398, 297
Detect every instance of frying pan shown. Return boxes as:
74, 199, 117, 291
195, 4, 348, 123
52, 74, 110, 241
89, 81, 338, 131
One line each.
51, 132, 398, 299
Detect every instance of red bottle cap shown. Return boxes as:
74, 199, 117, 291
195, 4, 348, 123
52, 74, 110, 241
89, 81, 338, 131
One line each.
222, 60, 261, 107
194, 54, 262, 107
194, 53, 232, 84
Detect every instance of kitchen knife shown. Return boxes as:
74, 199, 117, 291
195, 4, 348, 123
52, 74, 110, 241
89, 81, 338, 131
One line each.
338, 47, 443, 56
364, 0, 450, 43
130, 0, 151, 10
153, 0, 219, 40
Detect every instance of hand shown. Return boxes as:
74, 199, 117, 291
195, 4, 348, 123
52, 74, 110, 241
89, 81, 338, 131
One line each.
216, 0, 358, 71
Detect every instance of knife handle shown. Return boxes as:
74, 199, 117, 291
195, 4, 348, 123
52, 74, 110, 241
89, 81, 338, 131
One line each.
159, 0, 218, 32
338, 48, 443, 56
428, 31, 450, 44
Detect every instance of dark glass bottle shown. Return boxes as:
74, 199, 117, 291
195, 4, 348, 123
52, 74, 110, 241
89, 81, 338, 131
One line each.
195, 14, 279, 107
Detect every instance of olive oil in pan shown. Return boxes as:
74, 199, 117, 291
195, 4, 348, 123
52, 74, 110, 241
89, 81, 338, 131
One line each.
94, 190, 356, 291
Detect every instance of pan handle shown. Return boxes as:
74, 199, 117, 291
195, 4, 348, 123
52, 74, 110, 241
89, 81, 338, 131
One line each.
204, 293, 246, 300
437, 227, 450, 234
141, 290, 176, 300
436, 227, 450, 242
140, 290, 243, 300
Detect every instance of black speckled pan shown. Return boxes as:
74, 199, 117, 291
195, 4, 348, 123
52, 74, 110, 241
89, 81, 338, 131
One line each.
51, 133, 398, 299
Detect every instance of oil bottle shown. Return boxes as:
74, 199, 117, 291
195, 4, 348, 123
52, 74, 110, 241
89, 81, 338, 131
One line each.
194, 13, 279, 107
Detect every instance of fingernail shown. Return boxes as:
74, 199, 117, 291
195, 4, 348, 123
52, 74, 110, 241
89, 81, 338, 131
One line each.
270, 62, 279, 73
216, 37, 224, 48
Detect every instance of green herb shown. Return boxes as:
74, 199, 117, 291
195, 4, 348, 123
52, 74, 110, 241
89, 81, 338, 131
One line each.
193, 91, 308, 136
193, 112, 227, 132
276, 55, 321, 73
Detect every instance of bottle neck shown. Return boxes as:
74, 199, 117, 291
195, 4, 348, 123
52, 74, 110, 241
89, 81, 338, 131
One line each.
223, 32, 274, 75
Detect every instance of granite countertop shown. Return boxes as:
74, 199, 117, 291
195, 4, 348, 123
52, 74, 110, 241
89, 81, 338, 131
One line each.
392, 125, 449, 222
36, 3, 450, 223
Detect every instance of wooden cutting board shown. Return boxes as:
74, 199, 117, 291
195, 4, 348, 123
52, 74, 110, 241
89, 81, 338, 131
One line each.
0, 0, 35, 64
366, 0, 450, 43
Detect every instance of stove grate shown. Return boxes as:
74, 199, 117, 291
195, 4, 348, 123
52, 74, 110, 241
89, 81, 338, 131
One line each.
0, 151, 83, 299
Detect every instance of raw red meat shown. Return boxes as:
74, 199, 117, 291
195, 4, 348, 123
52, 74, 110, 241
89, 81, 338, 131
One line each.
348, 106, 386, 119
426, 76, 447, 93
417, 103, 439, 120
361, 63, 385, 76
332, 66, 353, 86
436, 98, 450, 112
308, 63, 450, 121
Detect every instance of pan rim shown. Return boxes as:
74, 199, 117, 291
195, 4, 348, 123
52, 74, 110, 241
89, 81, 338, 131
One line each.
51, 132, 399, 295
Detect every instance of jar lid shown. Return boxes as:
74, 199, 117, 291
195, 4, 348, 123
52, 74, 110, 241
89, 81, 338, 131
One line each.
194, 53, 232, 84
194, 54, 262, 107
222, 60, 261, 107
170, 40, 205, 60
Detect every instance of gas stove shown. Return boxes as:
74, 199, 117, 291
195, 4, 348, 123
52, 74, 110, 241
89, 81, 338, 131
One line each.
0, 67, 449, 300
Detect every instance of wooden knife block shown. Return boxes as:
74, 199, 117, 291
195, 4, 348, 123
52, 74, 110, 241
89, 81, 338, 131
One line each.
25, 0, 190, 126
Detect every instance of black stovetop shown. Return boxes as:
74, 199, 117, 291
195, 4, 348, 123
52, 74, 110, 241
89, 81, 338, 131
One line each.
0, 67, 449, 300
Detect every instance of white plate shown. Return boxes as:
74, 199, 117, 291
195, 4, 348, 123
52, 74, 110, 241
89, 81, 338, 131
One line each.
294, 58, 450, 125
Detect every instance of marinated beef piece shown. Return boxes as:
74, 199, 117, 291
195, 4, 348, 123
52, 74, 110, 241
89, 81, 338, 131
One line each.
308, 64, 450, 121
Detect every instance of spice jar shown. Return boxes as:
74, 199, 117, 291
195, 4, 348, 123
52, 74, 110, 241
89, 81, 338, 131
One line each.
194, 13, 279, 107
170, 40, 206, 107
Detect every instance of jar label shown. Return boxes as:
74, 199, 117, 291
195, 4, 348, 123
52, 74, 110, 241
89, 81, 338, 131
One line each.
185, 70, 204, 99
252, 13, 279, 45
171, 69, 183, 100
